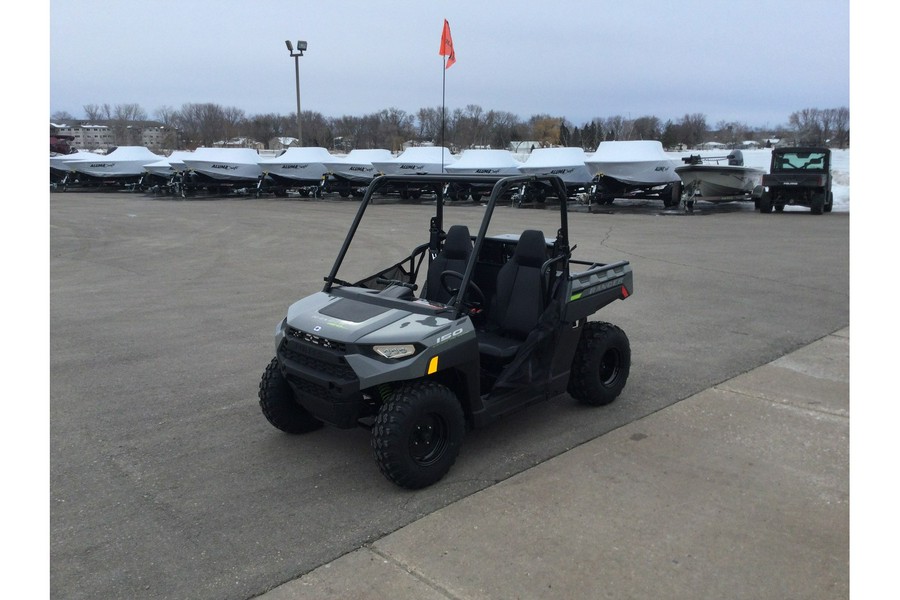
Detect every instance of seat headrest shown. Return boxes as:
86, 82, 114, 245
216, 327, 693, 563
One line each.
513, 230, 547, 268
443, 225, 472, 259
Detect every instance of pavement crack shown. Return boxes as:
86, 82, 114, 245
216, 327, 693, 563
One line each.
367, 544, 464, 600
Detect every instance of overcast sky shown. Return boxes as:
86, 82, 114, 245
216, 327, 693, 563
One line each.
49, 0, 849, 128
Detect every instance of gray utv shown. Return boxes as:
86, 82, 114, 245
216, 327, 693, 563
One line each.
259, 174, 634, 489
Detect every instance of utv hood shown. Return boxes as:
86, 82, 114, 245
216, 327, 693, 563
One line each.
283, 290, 456, 345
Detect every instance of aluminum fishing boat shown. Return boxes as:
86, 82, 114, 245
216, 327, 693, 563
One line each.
675, 150, 765, 199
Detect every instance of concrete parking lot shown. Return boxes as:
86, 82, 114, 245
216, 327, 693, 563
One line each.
50, 191, 848, 599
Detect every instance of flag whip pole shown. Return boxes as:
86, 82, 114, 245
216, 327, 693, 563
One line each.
441, 55, 446, 173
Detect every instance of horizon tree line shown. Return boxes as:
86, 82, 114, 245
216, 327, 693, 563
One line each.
51, 102, 849, 152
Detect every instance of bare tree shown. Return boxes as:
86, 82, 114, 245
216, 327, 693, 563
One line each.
600, 115, 634, 142
246, 113, 283, 149
175, 103, 229, 147
677, 113, 708, 148
108, 103, 147, 145
154, 105, 178, 126
52, 110, 75, 123
83, 104, 104, 121
416, 107, 442, 143
486, 110, 523, 150
789, 108, 823, 145
631, 115, 662, 141
831, 106, 850, 149
377, 107, 415, 151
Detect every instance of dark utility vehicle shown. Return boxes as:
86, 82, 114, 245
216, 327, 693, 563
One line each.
759, 147, 833, 214
258, 174, 633, 489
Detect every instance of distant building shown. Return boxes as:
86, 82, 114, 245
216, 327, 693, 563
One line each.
270, 136, 297, 150
213, 137, 264, 150
508, 141, 542, 154
52, 123, 115, 151
48, 121, 179, 152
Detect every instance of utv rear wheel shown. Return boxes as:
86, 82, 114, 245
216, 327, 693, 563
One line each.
371, 381, 465, 489
811, 193, 825, 215
258, 357, 324, 434
759, 192, 772, 213
568, 322, 631, 406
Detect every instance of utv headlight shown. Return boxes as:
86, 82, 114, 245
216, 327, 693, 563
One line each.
373, 344, 416, 359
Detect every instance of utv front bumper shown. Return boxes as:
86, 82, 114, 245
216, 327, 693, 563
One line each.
276, 325, 364, 428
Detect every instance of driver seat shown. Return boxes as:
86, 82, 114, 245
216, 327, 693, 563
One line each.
478, 229, 548, 360
424, 225, 473, 304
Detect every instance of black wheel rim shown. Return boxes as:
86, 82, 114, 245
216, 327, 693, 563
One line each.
408, 413, 448, 466
599, 348, 621, 387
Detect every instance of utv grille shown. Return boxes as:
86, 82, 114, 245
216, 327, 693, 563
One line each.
278, 343, 356, 381
287, 326, 347, 352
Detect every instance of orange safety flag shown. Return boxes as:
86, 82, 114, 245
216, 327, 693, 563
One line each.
439, 19, 456, 69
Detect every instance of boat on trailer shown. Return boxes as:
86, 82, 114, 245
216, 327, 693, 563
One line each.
50, 150, 96, 184
180, 147, 263, 196
321, 149, 393, 198
142, 150, 195, 195
63, 146, 165, 178
445, 149, 522, 201
675, 150, 765, 207
584, 140, 681, 208
515, 147, 593, 204
370, 147, 458, 199
259, 147, 334, 197
62, 146, 165, 188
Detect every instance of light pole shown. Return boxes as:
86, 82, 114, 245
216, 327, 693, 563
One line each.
285, 39, 307, 146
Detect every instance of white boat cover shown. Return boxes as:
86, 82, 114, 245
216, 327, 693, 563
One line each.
259, 147, 334, 181
181, 147, 263, 181
585, 140, 679, 185
322, 149, 394, 180
64, 146, 165, 177
445, 149, 522, 174
50, 150, 97, 172
143, 151, 194, 176
517, 147, 593, 184
371, 146, 457, 175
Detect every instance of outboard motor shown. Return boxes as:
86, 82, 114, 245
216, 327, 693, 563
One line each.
727, 150, 744, 166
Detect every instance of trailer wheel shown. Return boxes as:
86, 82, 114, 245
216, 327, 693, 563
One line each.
663, 181, 681, 208
372, 381, 465, 489
568, 322, 631, 406
258, 357, 324, 434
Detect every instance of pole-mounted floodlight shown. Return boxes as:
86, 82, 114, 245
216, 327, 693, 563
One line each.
285, 39, 308, 145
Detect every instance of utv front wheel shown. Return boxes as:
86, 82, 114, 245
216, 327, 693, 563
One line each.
371, 381, 465, 489
258, 357, 324, 433
568, 322, 631, 406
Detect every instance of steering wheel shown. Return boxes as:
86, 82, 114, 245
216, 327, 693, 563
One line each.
439, 270, 486, 309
